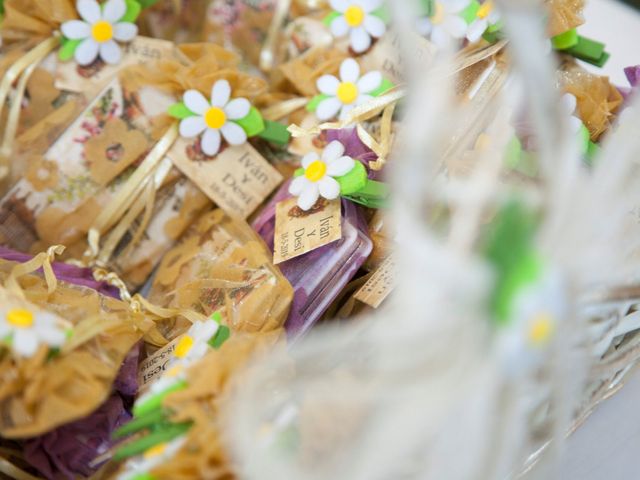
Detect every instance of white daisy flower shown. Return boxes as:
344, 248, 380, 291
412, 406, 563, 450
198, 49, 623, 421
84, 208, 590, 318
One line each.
289, 140, 355, 210
416, 0, 470, 48
329, 0, 386, 53
61, 0, 138, 66
170, 319, 220, 364
315, 58, 382, 121
0, 307, 67, 357
118, 436, 186, 480
561, 93, 584, 134
179, 80, 250, 157
466, 0, 501, 43
498, 270, 567, 376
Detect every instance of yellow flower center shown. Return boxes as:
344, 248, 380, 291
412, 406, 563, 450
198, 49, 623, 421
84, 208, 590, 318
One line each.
143, 443, 167, 459
304, 160, 327, 182
166, 365, 183, 378
431, 3, 446, 25
204, 107, 226, 129
91, 21, 113, 43
527, 313, 555, 347
174, 335, 194, 359
337, 82, 359, 104
477, 1, 494, 19
344, 5, 365, 27
6, 309, 34, 329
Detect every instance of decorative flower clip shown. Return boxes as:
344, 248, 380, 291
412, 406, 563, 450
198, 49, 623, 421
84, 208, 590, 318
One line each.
0, 306, 70, 358
324, 0, 389, 53
416, 0, 482, 48
466, 0, 502, 43
482, 201, 564, 374
308, 58, 394, 121
132, 312, 230, 418
60, 0, 141, 65
289, 140, 389, 210
117, 436, 186, 480
169, 79, 290, 157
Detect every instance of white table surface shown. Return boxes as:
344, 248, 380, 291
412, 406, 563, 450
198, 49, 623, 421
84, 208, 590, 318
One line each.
529, 2, 640, 478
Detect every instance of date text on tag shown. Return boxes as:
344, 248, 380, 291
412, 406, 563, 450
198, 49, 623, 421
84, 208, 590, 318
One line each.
169, 140, 282, 219
274, 197, 342, 264
354, 256, 395, 308
137, 337, 181, 392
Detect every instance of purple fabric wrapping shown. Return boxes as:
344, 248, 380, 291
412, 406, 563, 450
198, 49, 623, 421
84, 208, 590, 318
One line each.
252, 179, 372, 340
21, 344, 141, 480
324, 128, 383, 180
624, 65, 640, 88
0, 246, 119, 298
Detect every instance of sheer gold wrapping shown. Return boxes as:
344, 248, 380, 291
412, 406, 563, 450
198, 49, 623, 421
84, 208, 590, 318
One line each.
0, 0, 76, 43
545, 0, 586, 37
148, 209, 294, 339
0, 258, 152, 438
278, 47, 349, 97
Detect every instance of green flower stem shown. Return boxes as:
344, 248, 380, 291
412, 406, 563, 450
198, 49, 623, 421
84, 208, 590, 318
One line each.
112, 423, 192, 461
113, 408, 168, 439
256, 120, 291, 145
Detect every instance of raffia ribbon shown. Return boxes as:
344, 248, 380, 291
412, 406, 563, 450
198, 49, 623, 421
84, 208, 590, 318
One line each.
289, 88, 405, 170
259, 0, 292, 72
0, 36, 59, 158
4, 244, 65, 298
84, 123, 179, 266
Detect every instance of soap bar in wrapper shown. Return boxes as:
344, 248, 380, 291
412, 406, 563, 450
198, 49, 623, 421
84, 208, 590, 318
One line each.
253, 183, 373, 338
148, 209, 294, 339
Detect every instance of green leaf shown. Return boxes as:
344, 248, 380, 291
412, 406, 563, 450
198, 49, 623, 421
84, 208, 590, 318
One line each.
235, 107, 265, 137
122, 0, 142, 22
112, 423, 191, 460
578, 124, 590, 156
323, 11, 342, 27
134, 0, 160, 8
208, 325, 230, 349
336, 161, 368, 196
564, 35, 610, 67
58, 38, 83, 61
460, 0, 480, 24
307, 94, 330, 113
371, 5, 391, 23
167, 102, 195, 120
551, 28, 578, 50
418, 0, 434, 17
294, 168, 304, 177
257, 120, 291, 145
504, 136, 522, 169
133, 380, 188, 417
370, 78, 394, 98
113, 408, 168, 438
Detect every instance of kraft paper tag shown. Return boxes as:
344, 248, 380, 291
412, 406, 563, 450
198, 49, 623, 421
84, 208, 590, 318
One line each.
273, 197, 342, 264
169, 140, 283, 219
137, 337, 181, 391
55, 36, 178, 94
354, 256, 395, 308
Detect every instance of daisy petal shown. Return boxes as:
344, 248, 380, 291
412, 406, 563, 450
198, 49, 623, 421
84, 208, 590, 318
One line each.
0, 321, 11, 339
39, 326, 66, 347
289, 176, 311, 196
340, 58, 360, 83
449, 0, 471, 12
569, 116, 583, 133
201, 128, 221, 156
317, 75, 340, 96
61, 20, 91, 40
224, 98, 251, 120
99, 40, 121, 65
431, 26, 449, 47
316, 97, 342, 120
357, 71, 382, 93
301, 152, 320, 169
103, 0, 126, 23
357, 0, 383, 12
114, 22, 138, 42
363, 14, 386, 38
326, 155, 355, 176
329, 0, 349, 12
179, 116, 207, 137
77, 0, 101, 24
211, 80, 231, 107
444, 16, 468, 39
298, 183, 320, 211
322, 140, 345, 162
13, 329, 39, 357
562, 93, 577, 113
466, 19, 487, 43
183, 90, 210, 115
350, 27, 372, 53
330, 16, 349, 37
356, 94, 373, 106
75, 38, 99, 66
318, 176, 341, 199
221, 121, 247, 146
339, 104, 355, 120
416, 17, 433, 36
